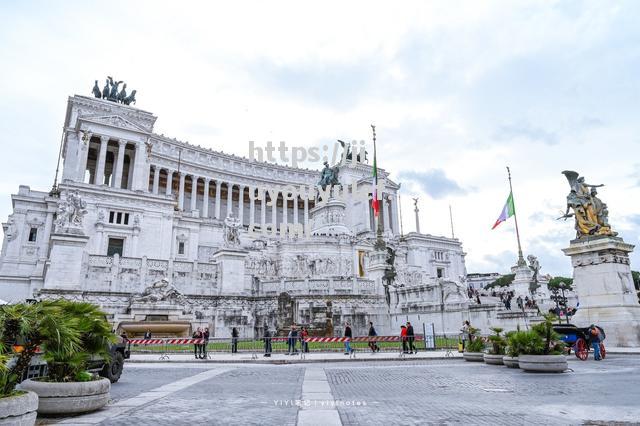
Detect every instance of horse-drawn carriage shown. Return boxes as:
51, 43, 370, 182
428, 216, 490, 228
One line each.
552, 324, 606, 360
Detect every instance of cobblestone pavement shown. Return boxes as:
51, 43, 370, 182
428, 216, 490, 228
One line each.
39, 356, 640, 426
326, 356, 640, 425
101, 365, 305, 426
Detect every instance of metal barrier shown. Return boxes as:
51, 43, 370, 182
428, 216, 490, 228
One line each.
127, 335, 436, 359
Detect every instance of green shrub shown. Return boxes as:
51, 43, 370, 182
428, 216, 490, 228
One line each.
464, 327, 485, 352
74, 371, 93, 382
505, 330, 527, 357
517, 315, 565, 356
1, 300, 115, 386
42, 301, 115, 382
487, 327, 506, 355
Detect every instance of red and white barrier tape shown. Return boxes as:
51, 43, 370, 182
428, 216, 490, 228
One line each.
128, 338, 205, 345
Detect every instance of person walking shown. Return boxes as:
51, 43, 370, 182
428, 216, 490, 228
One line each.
193, 327, 203, 359
286, 324, 298, 354
368, 321, 380, 353
400, 325, 408, 353
460, 320, 472, 350
286, 327, 293, 355
202, 327, 210, 359
144, 329, 152, 339
263, 323, 272, 357
589, 324, 602, 361
406, 321, 416, 354
231, 327, 239, 354
344, 322, 353, 355
301, 327, 309, 353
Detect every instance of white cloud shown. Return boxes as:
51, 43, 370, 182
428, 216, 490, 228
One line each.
1, 0, 639, 276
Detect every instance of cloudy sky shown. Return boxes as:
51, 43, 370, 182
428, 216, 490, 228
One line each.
1, 0, 639, 276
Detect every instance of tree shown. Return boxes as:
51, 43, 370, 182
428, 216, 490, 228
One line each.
632, 271, 640, 291
547, 276, 573, 324
548, 276, 573, 290
486, 274, 515, 289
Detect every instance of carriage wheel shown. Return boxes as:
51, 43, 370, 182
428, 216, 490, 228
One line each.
599, 343, 606, 359
574, 338, 588, 360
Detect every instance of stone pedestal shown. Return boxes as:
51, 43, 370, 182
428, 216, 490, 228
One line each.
562, 236, 640, 347
509, 263, 550, 304
212, 248, 249, 295
310, 198, 351, 236
44, 233, 90, 290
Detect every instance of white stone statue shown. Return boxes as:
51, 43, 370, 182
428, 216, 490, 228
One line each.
54, 190, 88, 234
442, 278, 468, 303
134, 278, 185, 304
3, 216, 17, 241
223, 213, 242, 248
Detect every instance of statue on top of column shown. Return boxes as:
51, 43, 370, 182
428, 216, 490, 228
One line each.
559, 170, 617, 239
318, 161, 341, 190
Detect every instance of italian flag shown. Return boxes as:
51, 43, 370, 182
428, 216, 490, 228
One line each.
372, 139, 379, 217
492, 192, 515, 229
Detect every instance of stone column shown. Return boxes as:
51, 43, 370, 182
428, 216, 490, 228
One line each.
226, 182, 233, 217
282, 195, 288, 228
271, 191, 278, 228
166, 170, 174, 196
178, 172, 186, 210
293, 196, 299, 224
383, 194, 390, 232
75, 132, 91, 183
131, 141, 149, 191
95, 136, 109, 185
261, 189, 266, 228
112, 139, 126, 189
363, 191, 372, 231
238, 185, 245, 225
152, 166, 160, 194
202, 178, 210, 218
249, 187, 255, 228
387, 196, 394, 234
215, 180, 222, 219
391, 194, 400, 234
304, 198, 309, 228
190, 175, 198, 212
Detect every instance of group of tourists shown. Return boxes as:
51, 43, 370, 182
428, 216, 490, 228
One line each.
192, 327, 210, 359
400, 321, 417, 354
283, 324, 310, 355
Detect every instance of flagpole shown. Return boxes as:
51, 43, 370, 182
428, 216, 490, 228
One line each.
507, 166, 526, 266
372, 124, 385, 250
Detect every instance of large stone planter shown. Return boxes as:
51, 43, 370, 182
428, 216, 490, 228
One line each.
503, 356, 519, 368
463, 352, 485, 362
19, 378, 110, 415
518, 355, 567, 373
0, 392, 38, 426
483, 353, 504, 365
0, 391, 38, 426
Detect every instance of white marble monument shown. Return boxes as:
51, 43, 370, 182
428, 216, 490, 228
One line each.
563, 237, 640, 347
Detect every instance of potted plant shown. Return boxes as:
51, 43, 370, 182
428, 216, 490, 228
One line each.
19, 301, 115, 415
518, 314, 567, 373
483, 327, 506, 365
503, 330, 527, 368
463, 327, 485, 362
0, 303, 43, 426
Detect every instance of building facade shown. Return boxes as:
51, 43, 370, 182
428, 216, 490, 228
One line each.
0, 94, 471, 338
